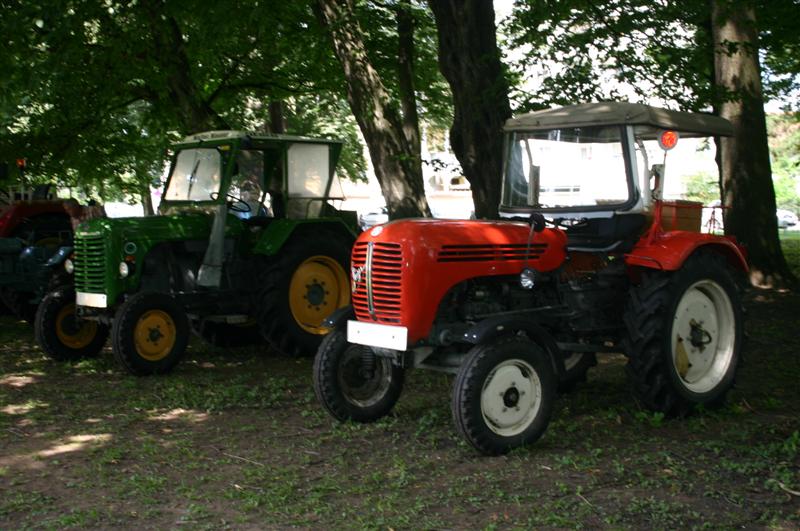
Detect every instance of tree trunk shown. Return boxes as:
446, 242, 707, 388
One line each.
140, 1, 228, 133
140, 182, 155, 216
428, 0, 512, 220
268, 100, 286, 134
397, 0, 421, 164
711, 0, 796, 287
315, 0, 430, 219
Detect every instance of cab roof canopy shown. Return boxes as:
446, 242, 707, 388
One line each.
176, 130, 343, 147
504, 102, 734, 138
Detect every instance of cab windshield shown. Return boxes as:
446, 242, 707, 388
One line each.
164, 148, 223, 202
502, 126, 632, 211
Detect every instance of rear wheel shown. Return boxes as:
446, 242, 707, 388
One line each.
623, 251, 743, 415
35, 287, 108, 361
257, 230, 352, 356
452, 336, 556, 455
313, 330, 405, 422
112, 292, 189, 376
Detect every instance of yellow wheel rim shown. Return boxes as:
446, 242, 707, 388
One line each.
133, 310, 177, 361
55, 303, 98, 350
289, 255, 350, 335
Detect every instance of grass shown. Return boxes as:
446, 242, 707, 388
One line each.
0, 238, 798, 528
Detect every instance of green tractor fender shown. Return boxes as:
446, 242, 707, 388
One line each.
252, 218, 357, 256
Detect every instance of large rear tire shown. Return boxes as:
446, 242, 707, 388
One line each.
35, 286, 109, 361
623, 251, 743, 415
257, 230, 352, 357
313, 330, 405, 423
111, 292, 189, 376
452, 336, 556, 455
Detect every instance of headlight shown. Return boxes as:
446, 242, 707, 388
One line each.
119, 261, 130, 278
64, 258, 74, 275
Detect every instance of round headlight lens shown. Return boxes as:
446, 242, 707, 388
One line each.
119, 261, 130, 278
64, 258, 74, 274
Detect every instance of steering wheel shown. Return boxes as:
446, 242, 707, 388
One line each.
209, 192, 251, 213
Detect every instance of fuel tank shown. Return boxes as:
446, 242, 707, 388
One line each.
351, 219, 567, 344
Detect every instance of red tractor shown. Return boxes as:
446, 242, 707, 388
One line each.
313, 102, 747, 455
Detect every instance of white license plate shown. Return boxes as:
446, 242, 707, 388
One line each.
347, 320, 408, 351
76, 292, 107, 308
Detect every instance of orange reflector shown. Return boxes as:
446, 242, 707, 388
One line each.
658, 130, 679, 150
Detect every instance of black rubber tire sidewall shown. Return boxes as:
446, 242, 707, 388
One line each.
313, 329, 405, 423
34, 286, 109, 361
452, 336, 556, 456
111, 292, 189, 376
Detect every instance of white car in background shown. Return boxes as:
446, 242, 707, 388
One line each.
358, 206, 388, 231
777, 209, 798, 229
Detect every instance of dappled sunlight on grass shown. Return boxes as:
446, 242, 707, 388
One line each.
0, 374, 40, 388
148, 408, 209, 423
37, 433, 112, 458
1, 400, 49, 416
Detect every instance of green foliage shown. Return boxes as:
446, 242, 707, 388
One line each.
768, 112, 800, 213
505, 0, 800, 112
683, 171, 720, 205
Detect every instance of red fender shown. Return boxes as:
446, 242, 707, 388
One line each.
625, 231, 748, 272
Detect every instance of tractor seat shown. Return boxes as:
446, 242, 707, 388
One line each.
565, 214, 647, 252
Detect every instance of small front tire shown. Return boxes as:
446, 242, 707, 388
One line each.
452, 336, 556, 455
35, 287, 109, 361
111, 292, 189, 376
313, 330, 405, 423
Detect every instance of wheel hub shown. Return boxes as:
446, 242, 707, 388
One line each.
503, 387, 520, 408
289, 256, 349, 335
338, 346, 392, 407
481, 361, 542, 436
134, 310, 176, 361
305, 280, 326, 306
671, 280, 736, 393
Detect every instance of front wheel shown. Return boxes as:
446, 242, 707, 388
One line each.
111, 292, 189, 376
623, 251, 743, 415
35, 287, 109, 361
452, 336, 556, 455
313, 330, 405, 423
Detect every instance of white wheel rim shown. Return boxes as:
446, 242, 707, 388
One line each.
480, 359, 542, 437
671, 279, 736, 394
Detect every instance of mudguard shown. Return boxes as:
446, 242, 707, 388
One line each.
45, 245, 73, 268
322, 305, 355, 330
626, 232, 747, 272
461, 315, 564, 377
252, 218, 357, 256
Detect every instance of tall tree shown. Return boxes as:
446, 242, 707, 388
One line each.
428, 0, 512, 219
711, 0, 796, 286
315, 0, 431, 218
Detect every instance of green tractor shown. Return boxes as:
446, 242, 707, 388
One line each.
35, 131, 358, 375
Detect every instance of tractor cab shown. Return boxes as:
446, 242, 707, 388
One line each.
161, 130, 345, 222
500, 102, 734, 251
